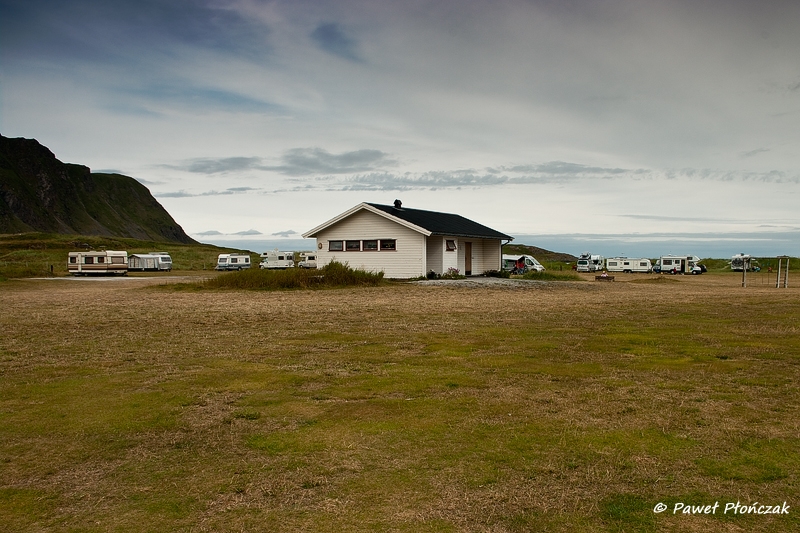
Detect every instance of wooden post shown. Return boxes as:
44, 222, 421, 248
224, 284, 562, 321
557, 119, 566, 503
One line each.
742, 260, 747, 287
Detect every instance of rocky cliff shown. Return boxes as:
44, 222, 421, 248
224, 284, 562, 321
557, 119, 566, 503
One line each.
0, 134, 195, 243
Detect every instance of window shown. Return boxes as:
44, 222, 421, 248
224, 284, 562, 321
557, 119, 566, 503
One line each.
380, 239, 396, 251
69, 257, 77, 264
219, 258, 227, 263
329, 241, 343, 251
363, 240, 378, 251
663, 259, 672, 266
446, 239, 457, 251
85, 257, 94, 264
244, 258, 250, 263
639, 262, 648, 267
111, 256, 124, 264
346, 240, 361, 251
97, 256, 105, 263
231, 258, 238, 264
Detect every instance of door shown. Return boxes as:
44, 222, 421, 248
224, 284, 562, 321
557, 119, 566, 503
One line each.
465, 242, 472, 276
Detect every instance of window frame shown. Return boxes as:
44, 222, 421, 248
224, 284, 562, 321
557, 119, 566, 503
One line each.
363, 240, 379, 251
345, 240, 361, 252
380, 239, 396, 251
329, 240, 344, 252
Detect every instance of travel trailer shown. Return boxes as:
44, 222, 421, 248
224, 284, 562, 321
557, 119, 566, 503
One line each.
215, 253, 251, 271
67, 250, 128, 276
576, 252, 605, 273
128, 252, 172, 271
502, 254, 545, 273
298, 252, 318, 269
605, 257, 652, 273
259, 250, 295, 270
654, 255, 706, 275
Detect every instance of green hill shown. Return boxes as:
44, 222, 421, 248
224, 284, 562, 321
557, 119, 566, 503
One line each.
0, 134, 194, 243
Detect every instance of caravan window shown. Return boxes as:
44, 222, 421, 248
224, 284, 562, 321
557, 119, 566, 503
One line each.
111, 256, 124, 264
329, 241, 343, 251
231, 258, 238, 264
244, 257, 250, 263
663, 259, 672, 266
639, 262, 648, 267
85, 257, 94, 264
69, 257, 77, 263
219, 258, 227, 263
97, 256, 105, 263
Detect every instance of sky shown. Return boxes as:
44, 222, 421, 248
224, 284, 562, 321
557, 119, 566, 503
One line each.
1, 0, 799, 258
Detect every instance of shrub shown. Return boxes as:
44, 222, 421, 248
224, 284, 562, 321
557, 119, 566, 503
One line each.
202, 261, 384, 290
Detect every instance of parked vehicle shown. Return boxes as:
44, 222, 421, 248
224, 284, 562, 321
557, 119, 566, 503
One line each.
259, 249, 295, 270
605, 257, 652, 273
576, 252, 605, 273
298, 252, 318, 269
128, 252, 172, 271
502, 254, 545, 273
654, 255, 706, 275
215, 253, 251, 271
730, 253, 758, 271
68, 250, 128, 276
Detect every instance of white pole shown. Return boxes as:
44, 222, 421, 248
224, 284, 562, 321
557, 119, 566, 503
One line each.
776, 258, 782, 288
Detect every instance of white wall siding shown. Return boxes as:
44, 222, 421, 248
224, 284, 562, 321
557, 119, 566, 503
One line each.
426, 237, 444, 274
314, 209, 427, 278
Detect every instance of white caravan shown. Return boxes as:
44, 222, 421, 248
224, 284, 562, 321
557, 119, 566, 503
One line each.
68, 250, 128, 276
730, 253, 757, 271
298, 252, 318, 269
259, 249, 295, 270
655, 255, 705, 275
576, 252, 605, 273
215, 253, 251, 271
605, 257, 652, 273
502, 254, 545, 273
128, 252, 172, 271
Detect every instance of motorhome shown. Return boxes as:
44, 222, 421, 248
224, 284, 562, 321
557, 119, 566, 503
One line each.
67, 250, 128, 276
576, 252, 605, 273
654, 255, 706, 275
502, 254, 545, 273
730, 253, 758, 272
215, 253, 251, 271
605, 257, 652, 273
259, 250, 295, 270
298, 252, 318, 269
128, 252, 172, 271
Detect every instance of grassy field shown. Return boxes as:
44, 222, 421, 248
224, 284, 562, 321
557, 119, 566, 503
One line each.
1, 273, 798, 532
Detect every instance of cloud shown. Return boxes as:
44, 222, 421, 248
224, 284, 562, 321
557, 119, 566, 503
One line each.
270, 147, 396, 176
194, 230, 223, 236
310, 23, 362, 62
169, 157, 264, 174
233, 229, 262, 236
741, 148, 770, 158
156, 187, 259, 198
271, 230, 297, 237
123, 85, 281, 114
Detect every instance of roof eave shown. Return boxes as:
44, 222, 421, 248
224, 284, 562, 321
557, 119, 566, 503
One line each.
302, 203, 433, 238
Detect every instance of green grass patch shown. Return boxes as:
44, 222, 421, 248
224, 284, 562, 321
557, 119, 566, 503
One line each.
521, 270, 582, 281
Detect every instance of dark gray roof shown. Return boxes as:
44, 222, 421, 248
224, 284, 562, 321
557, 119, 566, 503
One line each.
367, 203, 513, 241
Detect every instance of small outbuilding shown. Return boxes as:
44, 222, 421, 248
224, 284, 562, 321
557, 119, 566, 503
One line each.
302, 200, 513, 278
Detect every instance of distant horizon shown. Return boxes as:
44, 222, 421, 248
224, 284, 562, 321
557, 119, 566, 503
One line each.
196, 230, 799, 260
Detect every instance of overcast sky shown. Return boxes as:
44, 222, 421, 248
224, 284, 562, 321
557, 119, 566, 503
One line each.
2, 0, 798, 256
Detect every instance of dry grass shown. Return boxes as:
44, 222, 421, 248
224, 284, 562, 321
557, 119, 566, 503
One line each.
1, 274, 799, 532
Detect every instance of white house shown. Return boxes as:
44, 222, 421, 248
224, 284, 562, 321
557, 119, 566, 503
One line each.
301, 200, 513, 278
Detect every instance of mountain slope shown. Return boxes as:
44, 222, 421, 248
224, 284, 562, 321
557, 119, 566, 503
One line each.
0, 134, 194, 243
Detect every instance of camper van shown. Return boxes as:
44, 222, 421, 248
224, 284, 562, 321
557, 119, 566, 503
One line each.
730, 253, 758, 272
298, 252, 318, 269
68, 250, 128, 276
215, 253, 251, 271
576, 252, 605, 273
605, 257, 652, 273
502, 254, 545, 273
654, 255, 706, 275
128, 252, 172, 272
259, 250, 295, 270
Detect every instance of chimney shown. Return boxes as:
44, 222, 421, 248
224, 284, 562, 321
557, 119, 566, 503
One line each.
393, 199, 402, 209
